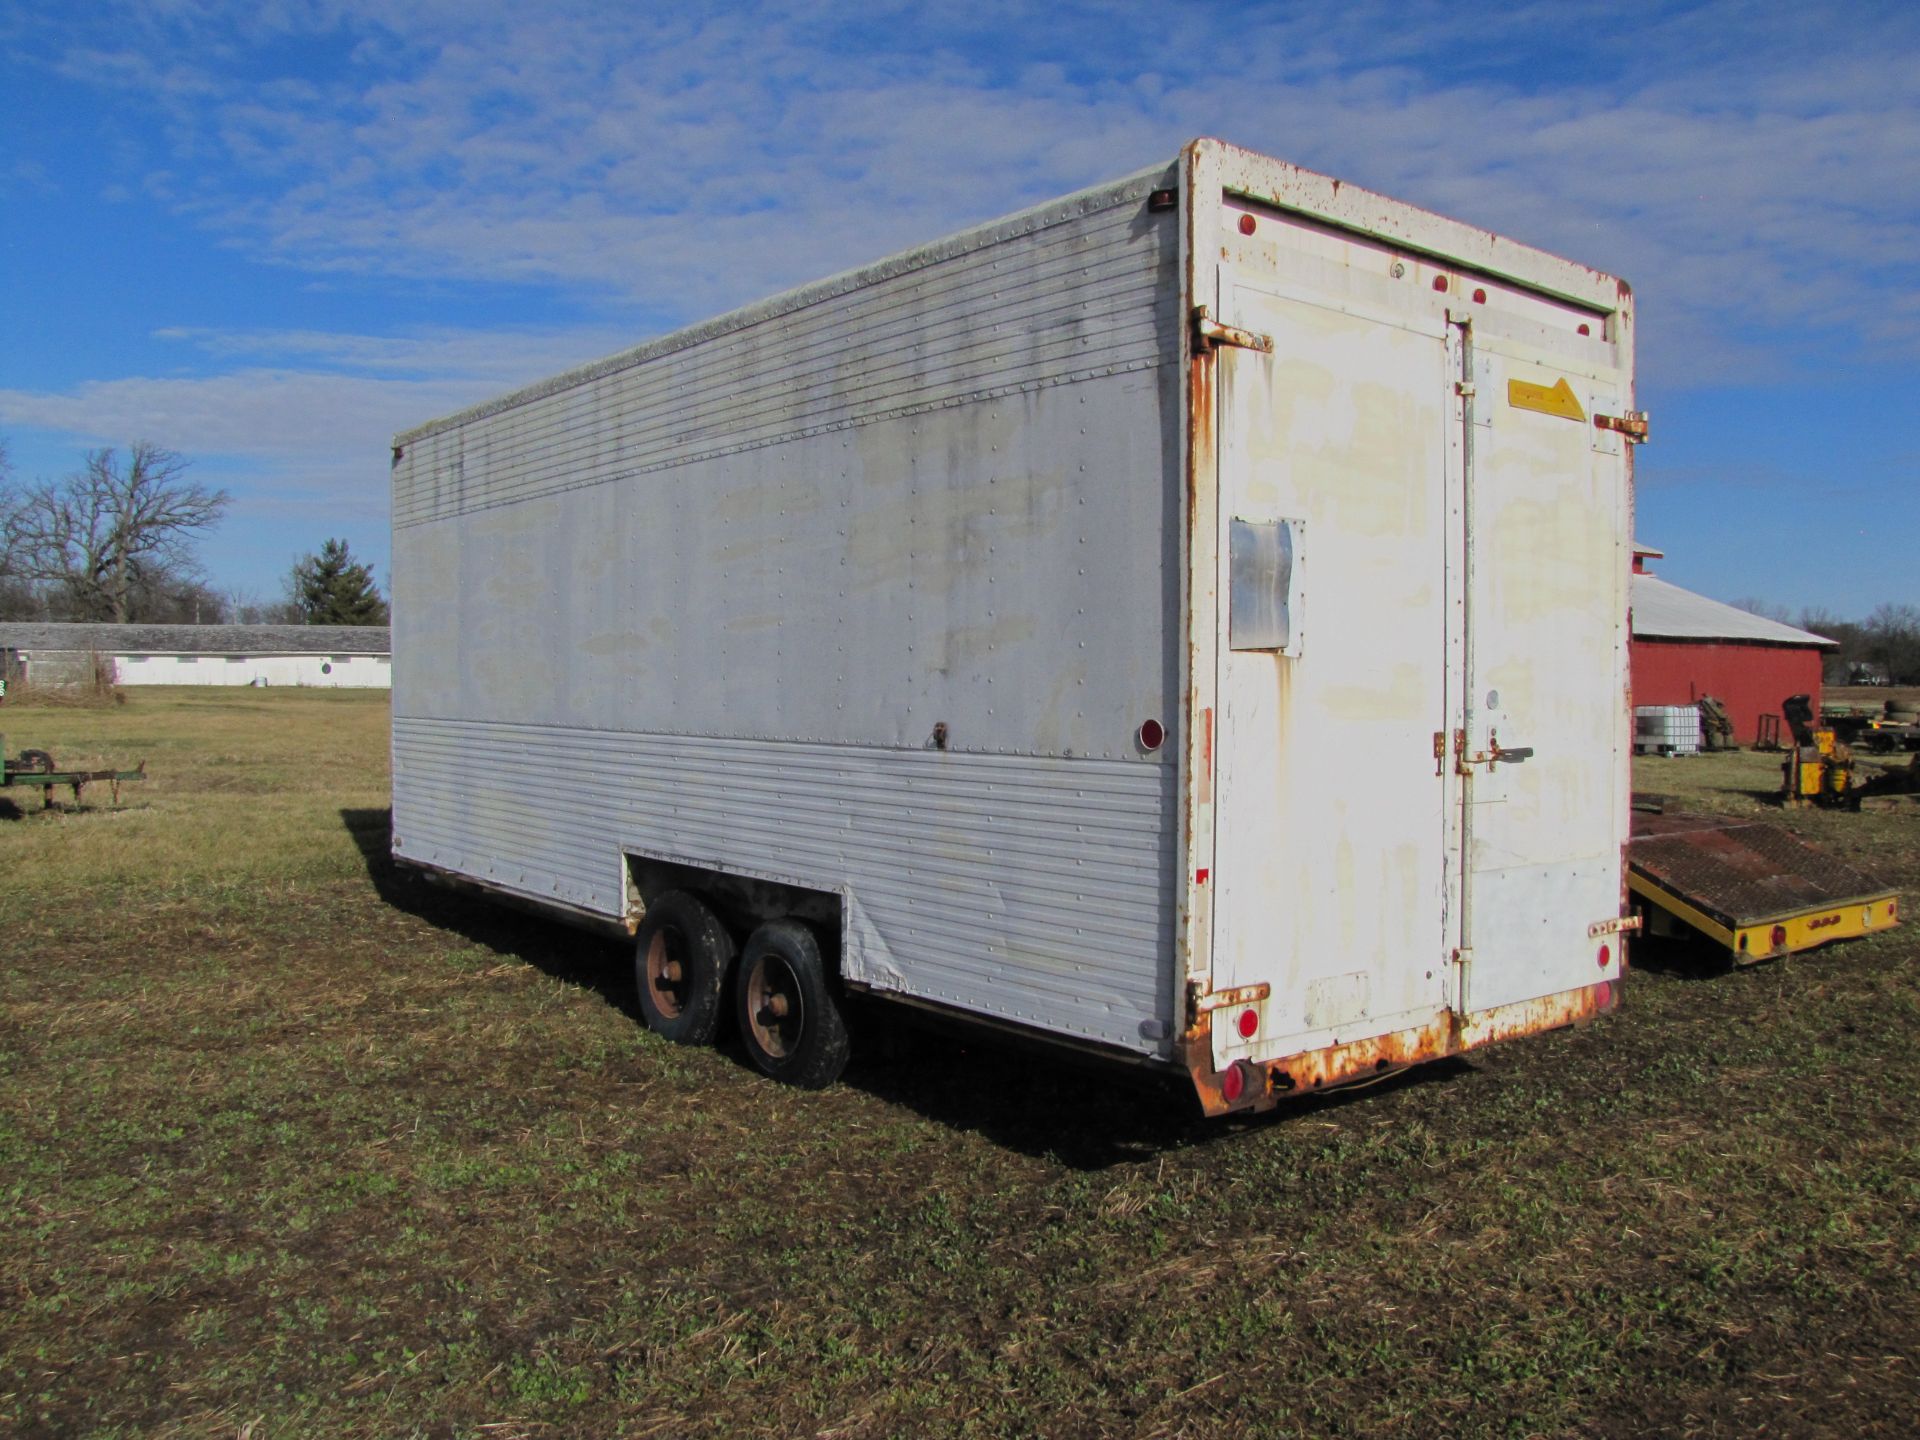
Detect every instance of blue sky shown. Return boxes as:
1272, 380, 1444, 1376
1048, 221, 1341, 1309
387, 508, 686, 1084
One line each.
2, 0, 1915, 618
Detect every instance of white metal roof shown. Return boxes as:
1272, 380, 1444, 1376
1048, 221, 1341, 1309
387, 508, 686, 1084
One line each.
1631, 574, 1832, 647
0, 623, 390, 656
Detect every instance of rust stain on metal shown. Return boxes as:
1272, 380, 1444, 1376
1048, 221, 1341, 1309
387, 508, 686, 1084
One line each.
1589, 914, 1643, 938
1193, 982, 1271, 1014
1182, 981, 1616, 1117
1192, 304, 1273, 354
1594, 411, 1651, 443
1173, 138, 1218, 1003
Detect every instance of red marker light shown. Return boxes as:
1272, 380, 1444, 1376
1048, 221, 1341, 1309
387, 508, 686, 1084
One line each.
1472, 287, 1487, 304
1578, 323, 1591, 336
1598, 943, 1611, 969
1138, 718, 1165, 751
1221, 1062, 1245, 1103
1432, 275, 1449, 293
1237, 1008, 1259, 1039
1238, 214, 1257, 235
1771, 924, 1788, 949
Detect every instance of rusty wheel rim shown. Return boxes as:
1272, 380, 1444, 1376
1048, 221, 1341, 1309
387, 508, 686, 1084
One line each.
745, 952, 803, 1060
643, 925, 689, 1019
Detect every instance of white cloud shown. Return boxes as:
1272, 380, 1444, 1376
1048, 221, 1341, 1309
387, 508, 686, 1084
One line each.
0, 322, 640, 496
3, 0, 1916, 600
13, 0, 1905, 385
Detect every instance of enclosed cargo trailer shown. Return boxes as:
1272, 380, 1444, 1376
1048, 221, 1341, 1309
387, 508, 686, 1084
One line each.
390, 138, 1640, 1114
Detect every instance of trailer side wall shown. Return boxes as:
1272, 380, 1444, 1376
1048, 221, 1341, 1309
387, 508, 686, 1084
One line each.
391, 170, 1186, 1055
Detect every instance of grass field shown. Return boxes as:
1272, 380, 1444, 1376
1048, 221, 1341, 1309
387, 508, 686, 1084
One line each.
3, 690, 1918, 1438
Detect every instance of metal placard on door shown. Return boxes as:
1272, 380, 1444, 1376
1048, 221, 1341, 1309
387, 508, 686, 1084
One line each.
1228, 517, 1304, 654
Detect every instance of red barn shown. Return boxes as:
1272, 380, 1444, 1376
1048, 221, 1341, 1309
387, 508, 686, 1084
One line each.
1630, 555, 1833, 746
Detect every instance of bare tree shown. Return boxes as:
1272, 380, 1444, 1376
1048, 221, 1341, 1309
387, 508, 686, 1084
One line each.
1, 442, 230, 623
224, 585, 302, 626
1863, 603, 1920, 685
1799, 606, 1865, 684
1730, 596, 1793, 624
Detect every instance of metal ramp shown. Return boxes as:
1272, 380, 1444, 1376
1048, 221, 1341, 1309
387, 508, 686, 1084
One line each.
1628, 810, 1901, 963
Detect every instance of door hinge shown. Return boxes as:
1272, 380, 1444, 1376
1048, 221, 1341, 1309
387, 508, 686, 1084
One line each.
1193, 305, 1273, 354
1192, 982, 1272, 1016
1594, 410, 1651, 443
1589, 914, 1644, 938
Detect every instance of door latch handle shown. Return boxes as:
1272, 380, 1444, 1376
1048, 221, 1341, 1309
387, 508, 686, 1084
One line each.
1455, 731, 1534, 772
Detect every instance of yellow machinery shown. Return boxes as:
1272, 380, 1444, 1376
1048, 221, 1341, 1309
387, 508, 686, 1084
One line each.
1781, 693, 1854, 808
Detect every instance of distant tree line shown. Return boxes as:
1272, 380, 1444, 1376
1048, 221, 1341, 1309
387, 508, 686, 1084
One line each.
1734, 597, 1920, 686
0, 437, 387, 626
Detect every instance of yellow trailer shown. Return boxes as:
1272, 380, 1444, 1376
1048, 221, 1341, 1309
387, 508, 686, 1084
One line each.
1629, 811, 1900, 964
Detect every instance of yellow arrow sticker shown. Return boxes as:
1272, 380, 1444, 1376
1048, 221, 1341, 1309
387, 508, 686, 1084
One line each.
1508, 376, 1587, 422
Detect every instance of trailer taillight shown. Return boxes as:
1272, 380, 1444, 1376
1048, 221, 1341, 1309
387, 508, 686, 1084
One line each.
1771, 924, 1788, 949
1221, 1062, 1246, 1104
1597, 943, 1611, 969
1237, 1008, 1259, 1038
1138, 718, 1165, 752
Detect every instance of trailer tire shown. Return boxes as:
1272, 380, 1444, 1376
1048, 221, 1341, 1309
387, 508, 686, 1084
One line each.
634, 891, 734, 1046
736, 919, 850, 1089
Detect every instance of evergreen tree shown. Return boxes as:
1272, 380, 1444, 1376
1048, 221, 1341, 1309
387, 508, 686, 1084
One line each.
289, 538, 389, 625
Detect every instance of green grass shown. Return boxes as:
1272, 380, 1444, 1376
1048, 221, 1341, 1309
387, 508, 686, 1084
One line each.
2, 689, 1918, 1437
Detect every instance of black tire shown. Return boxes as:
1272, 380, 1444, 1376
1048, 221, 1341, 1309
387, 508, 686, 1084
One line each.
735, 919, 850, 1089
633, 891, 734, 1046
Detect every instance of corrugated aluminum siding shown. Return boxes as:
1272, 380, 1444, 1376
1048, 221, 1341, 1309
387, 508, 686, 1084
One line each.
392, 167, 1184, 1055
393, 722, 1173, 1046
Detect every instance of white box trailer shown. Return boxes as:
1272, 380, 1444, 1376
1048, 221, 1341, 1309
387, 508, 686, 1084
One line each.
390, 138, 1640, 1114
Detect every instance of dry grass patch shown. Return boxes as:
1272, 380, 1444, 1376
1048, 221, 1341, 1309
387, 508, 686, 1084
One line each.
1, 696, 1917, 1437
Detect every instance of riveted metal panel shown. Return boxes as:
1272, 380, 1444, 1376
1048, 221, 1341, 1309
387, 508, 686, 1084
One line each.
393, 176, 1178, 529
392, 169, 1186, 1056
1226, 517, 1302, 653
393, 719, 1175, 1052
1179, 139, 1634, 1104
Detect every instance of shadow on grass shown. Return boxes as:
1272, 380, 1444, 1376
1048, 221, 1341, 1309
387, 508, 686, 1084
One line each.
340, 806, 643, 1025
1626, 933, 1739, 981
341, 806, 1471, 1169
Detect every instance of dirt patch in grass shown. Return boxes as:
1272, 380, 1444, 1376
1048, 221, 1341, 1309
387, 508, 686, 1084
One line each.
3, 694, 1918, 1437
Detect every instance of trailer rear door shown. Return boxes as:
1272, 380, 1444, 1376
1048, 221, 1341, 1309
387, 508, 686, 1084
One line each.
1207, 260, 1455, 1068
1204, 211, 1630, 1072
1445, 280, 1631, 1013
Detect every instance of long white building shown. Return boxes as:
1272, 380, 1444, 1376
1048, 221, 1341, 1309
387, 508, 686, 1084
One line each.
0, 623, 391, 689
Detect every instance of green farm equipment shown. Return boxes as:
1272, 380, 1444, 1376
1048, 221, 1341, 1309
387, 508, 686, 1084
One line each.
1, 734, 145, 810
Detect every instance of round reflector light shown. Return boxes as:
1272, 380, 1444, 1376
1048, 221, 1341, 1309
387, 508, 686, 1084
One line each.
1138, 718, 1165, 752
1237, 1008, 1258, 1039
1238, 214, 1257, 235
1598, 943, 1611, 969
1221, 1063, 1245, 1103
